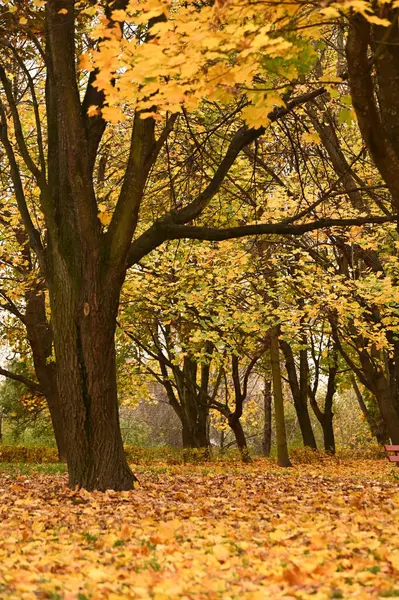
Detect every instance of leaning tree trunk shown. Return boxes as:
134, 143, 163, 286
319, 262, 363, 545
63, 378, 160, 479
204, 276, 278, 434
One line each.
351, 376, 389, 445
228, 414, 251, 462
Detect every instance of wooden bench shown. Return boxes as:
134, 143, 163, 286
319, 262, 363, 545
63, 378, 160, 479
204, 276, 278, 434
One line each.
384, 445, 399, 462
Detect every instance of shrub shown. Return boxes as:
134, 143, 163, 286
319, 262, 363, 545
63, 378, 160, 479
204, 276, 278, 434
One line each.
0, 446, 59, 463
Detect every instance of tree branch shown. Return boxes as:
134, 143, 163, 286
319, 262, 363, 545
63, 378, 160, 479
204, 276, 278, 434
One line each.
0, 367, 43, 394
0, 101, 45, 267
82, 0, 130, 172
0, 42, 46, 176
125, 86, 327, 266
127, 215, 397, 266
0, 66, 43, 182
346, 14, 399, 210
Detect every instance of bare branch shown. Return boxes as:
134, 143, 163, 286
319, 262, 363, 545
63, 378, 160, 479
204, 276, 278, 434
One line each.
0, 66, 43, 182
0, 101, 45, 267
0, 367, 43, 394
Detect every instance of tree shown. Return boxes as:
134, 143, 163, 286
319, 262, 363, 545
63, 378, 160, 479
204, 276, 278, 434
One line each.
118, 240, 268, 456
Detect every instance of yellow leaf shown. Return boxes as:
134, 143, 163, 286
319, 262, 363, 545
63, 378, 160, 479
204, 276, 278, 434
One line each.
112, 9, 127, 21
79, 53, 92, 71
87, 105, 100, 117
213, 544, 230, 562
98, 210, 112, 226
101, 105, 126, 124
389, 550, 399, 571
302, 131, 321, 145
87, 568, 108, 581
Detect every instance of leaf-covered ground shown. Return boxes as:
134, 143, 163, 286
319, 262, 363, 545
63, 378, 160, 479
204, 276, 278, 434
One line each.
0, 459, 398, 600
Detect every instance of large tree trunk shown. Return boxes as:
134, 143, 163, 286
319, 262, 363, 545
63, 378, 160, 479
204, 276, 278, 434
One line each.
181, 415, 209, 449
270, 328, 291, 467
50, 270, 136, 491
41, 1, 141, 490
178, 357, 210, 449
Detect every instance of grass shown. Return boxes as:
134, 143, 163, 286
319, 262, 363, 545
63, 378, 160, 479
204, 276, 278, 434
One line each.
0, 462, 67, 476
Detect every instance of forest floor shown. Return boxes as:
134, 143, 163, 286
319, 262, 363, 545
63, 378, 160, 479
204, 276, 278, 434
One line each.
0, 458, 398, 599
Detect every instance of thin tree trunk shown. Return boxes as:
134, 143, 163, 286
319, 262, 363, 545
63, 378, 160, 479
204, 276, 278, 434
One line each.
351, 376, 389, 444
229, 415, 251, 462
281, 340, 317, 449
220, 429, 225, 451
177, 357, 210, 450
324, 356, 336, 454
322, 418, 335, 454
262, 378, 272, 456
309, 346, 337, 454
270, 328, 291, 467
25, 288, 67, 460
